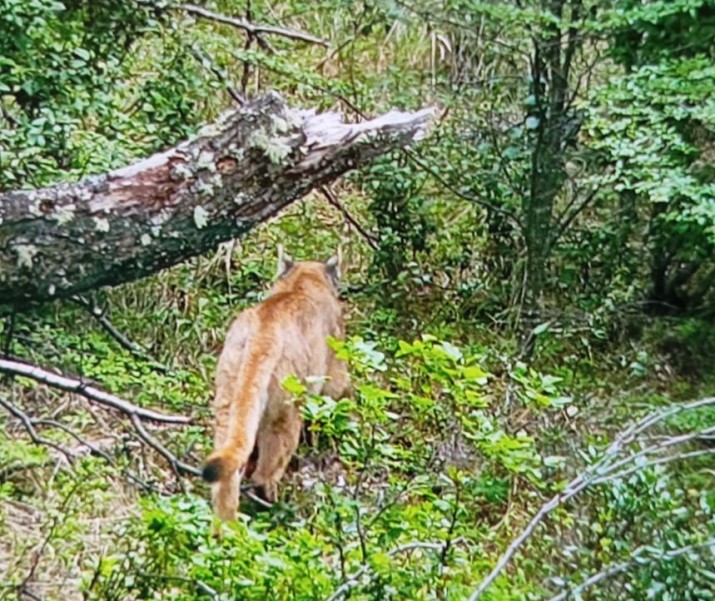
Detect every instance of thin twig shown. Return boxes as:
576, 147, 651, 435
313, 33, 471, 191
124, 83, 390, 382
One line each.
186, 47, 245, 107
243, 487, 274, 509
548, 173, 612, 253
0, 398, 157, 492
320, 186, 379, 250
182, 4, 328, 46
403, 148, 523, 230
598, 424, 715, 478
70, 295, 169, 373
34, 418, 116, 464
0, 358, 190, 424
0, 396, 73, 462
325, 540, 452, 601
239, 0, 256, 95
129, 414, 271, 506
17, 479, 83, 600
595, 448, 715, 485
129, 413, 200, 477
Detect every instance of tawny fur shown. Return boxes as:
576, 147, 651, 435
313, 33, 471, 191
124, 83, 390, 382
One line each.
202, 252, 351, 521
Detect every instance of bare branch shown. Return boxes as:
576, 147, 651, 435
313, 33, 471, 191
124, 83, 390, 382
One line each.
70, 295, 168, 372
0, 395, 158, 491
0, 358, 190, 424
320, 186, 379, 250
547, 538, 715, 601
186, 46, 245, 106
129, 413, 200, 477
549, 169, 614, 252
127, 413, 276, 502
182, 3, 328, 46
33, 418, 116, 465
0, 396, 73, 462
466, 396, 715, 601
595, 447, 715, 485
404, 148, 523, 231
597, 424, 715, 479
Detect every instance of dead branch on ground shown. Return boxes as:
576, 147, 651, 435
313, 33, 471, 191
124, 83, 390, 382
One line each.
0, 358, 189, 424
0, 357, 276, 504
465, 396, 715, 601
0, 94, 433, 310
546, 538, 715, 601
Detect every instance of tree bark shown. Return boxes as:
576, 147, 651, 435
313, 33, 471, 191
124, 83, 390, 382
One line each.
0, 93, 433, 310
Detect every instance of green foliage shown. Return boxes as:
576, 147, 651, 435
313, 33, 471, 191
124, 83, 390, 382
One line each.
583, 57, 715, 312
0, 0, 213, 189
362, 155, 435, 281
559, 467, 715, 601
608, 0, 715, 68
2, 1, 715, 600
84, 334, 569, 600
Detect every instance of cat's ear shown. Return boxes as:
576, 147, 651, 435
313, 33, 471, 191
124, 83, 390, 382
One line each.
324, 248, 342, 287
276, 244, 294, 278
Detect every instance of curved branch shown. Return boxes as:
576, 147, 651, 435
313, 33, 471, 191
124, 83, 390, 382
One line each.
0, 396, 73, 462
129, 413, 200, 477
319, 185, 379, 250
182, 4, 328, 46
0, 358, 189, 424
466, 396, 715, 601
547, 538, 715, 601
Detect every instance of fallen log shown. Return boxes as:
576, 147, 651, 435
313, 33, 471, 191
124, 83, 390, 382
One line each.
0, 93, 433, 310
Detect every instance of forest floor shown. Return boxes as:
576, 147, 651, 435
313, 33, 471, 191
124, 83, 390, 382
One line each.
1, 201, 714, 601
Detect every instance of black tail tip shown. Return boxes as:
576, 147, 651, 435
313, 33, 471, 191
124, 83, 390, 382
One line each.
202, 460, 221, 483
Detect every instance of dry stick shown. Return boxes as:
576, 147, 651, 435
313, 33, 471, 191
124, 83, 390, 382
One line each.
70, 295, 169, 373
34, 418, 116, 464
0, 396, 73, 462
546, 538, 715, 601
186, 46, 245, 107
34, 417, 154, 491
319, 185, 379, 250
466, 396, 715, 601
595, 447, 715, 485
0, 397, 156, 491
0, 358, 189, 424
128, 415, 271, 507
596, 424, 715, 479
129, 413, 200, 477
182, 3, 328, 46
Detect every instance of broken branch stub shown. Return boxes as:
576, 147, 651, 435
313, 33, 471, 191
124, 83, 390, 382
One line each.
0, 93, 434, 309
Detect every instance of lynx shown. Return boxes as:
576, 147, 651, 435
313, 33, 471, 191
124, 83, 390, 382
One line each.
202, 247, 350, 521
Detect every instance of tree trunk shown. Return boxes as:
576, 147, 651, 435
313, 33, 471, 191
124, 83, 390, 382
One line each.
0, 93, 433, 311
